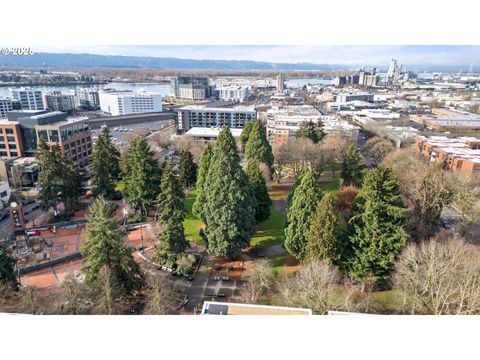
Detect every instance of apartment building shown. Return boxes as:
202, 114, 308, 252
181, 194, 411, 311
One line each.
174, 104, 256, 133
74, 88, 100, 110
99, 90, 162, 116
10, 88, 45, 110
414, 135, 480, 175
214, 85, 250, 102
170, 76, 212, 100
44, 91, 76, 112
0, 98, 21, 118
335, 92, 374, 103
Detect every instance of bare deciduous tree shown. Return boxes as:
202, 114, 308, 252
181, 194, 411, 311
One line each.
93, 266, 123, 315
57, 273, 89, 315
393, 234, 480, 315
363, 136, 395, 165
240, 259, 274, 304
20, 286, 41, 315
144, 276, 184, 315
275, 261, 354, 314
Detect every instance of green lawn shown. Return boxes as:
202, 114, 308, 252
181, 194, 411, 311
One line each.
321, 177, 341, 195
250, 204, 286, 248
184, 189, 204, 244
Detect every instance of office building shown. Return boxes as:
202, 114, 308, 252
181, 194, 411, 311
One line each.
174, 104, 256, 133
170, 76, 212, 100
74, 88, 100, 110
10, 88, 45, 110
99, 90, 162, 116
44, 91, 76, 112
414, 135, 480, 175
0, 120, 24, 158
276, 74, 285, 92
36, 116, 92, 168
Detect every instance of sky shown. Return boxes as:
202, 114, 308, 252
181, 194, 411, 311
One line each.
36, 45, 480, 67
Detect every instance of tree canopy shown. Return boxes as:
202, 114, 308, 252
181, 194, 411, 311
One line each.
341, 145, 364, 186
295, 120, 325, 144
246, 158, 272, 223
192, 144, 213, 221
245, 120, 274, 176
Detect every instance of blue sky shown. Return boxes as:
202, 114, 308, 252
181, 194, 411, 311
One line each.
38, 45, 480, 66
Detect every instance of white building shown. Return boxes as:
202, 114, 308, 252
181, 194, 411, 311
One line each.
99, 90, 162, 116
10, 88, 44, 110
216, 85, 250, 102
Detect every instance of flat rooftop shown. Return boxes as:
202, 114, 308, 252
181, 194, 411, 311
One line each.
201, 301, 312, 315
178, 105, 255, 112
185, 127, 242, 138
36, 116, 89, 127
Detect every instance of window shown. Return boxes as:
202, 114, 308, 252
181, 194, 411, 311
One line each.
5, 129, 13, 134
0, 136, 4, 142
0, 191, 7, 198
0, 144, 5, 149
8, 144, 16, 150
0, 129, 3, 134
7, 136, 15, 143
0, 151, 7, 157
10, 151, 17, 157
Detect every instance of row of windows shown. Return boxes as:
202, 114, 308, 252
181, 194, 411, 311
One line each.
0, 151, 18, 157
0, 128, 14, 134
0, 136, 17, 143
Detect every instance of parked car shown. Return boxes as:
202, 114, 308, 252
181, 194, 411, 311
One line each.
213, 276, 221, 281
221, 276, 230, 281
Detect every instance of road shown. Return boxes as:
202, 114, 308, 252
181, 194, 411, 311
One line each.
0, 201, 43, 240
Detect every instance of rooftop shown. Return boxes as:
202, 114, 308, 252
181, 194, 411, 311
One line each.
201, 301, 312, 315
178, 105, 255, 112
185, 127, 243, 138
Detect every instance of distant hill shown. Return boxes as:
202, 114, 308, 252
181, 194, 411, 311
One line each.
0, 52, 350, 71
0, 52, 468, 72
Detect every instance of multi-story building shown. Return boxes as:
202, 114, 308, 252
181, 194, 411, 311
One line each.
35, 116, 92, 168
410, 109, 480, 132
0, 98, 14, 118
214, 85, 250, 102
414, 135, 480, 175
99, 90, 162, 116
170, 76, 212, 100
44, 91, 76, 112
10, 88, 45, 110
74, 88, 100, 110
0, 157, 38, 189
0, 120, 24, 159
265, 105, 359, 145
335, 92, 374, 103
276, 74, 285, 93
174, 104, 256, 133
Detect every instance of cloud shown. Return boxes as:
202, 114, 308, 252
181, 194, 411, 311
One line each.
35, 45, 480, 66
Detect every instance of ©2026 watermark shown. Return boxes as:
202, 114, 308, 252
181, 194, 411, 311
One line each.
1, 47, 35, 56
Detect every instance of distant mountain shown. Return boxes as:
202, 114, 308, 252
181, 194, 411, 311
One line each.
0, 52, 351, 71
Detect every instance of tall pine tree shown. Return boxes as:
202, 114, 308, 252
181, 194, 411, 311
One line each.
246, 158, 271, 223
90, 126, 121, 198
122, 137, 161, 215
284, 170, 322, 261
305, 193, 340, 262
245, 120, 274, 176
156, 162, 188, 267
295, 120, 325, 144
203, 126, 256, 257
347, 165, 408, 285
178, 150, 197, 190
0, 244, 17, 288
82, 196, 142, 293
192, 144, 213, 220
239, 119, 255, 147
341, 145, 364, 186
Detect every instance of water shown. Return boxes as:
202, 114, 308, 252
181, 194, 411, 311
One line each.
0, 82, 171, 97
285, 78, 334, 87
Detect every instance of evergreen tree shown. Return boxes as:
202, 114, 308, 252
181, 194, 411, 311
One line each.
178, 150, 197, 190
90, 126, 121, 198
341, 145, 364, 186
37, 139, 63, 212
295, 120, 325, 144
122, 138, 161, 215
239, 119, 255, 146
0, 244, 17, 288
36, 139, 82, 215
82, 196, 142, 293
284, 169, 308, 229
203, 126, 256, 257
192, 144, 213, 220
305, 193, 340, 262
348, 165, 408, 285
284, 170, 322, 261
245, 120, 274, 176
246, 158, 271, 223
156, 162, 188, 266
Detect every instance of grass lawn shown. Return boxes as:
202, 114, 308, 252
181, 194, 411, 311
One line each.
250, 204, 286, 248
321, 177, 341, 195
184, 189, 204, 244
